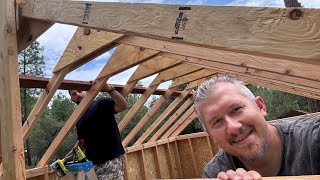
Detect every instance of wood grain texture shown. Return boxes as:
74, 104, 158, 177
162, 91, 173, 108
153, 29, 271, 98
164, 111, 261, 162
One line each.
21, 1, 320, 63
120, 36, 320, 87
122, 87, 177, 147
127, 56, 181, 83
170, 69, 217, 88
150, 64, 202, 86
0, 0, 26, 178
17, 19, 53, 53
53, 28, 123, 72
97, 44, 159, 79
149, 98, 193, 142
161, 105, 195, 139
118, 83, 159, 132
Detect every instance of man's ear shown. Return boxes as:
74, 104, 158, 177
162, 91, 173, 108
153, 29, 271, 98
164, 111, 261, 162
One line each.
255, 96, 267, 117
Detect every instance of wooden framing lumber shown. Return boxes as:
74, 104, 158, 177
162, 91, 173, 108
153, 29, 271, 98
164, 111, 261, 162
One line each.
19, 75, 190, 97
188, 139, 199, 176
170, 112, 197, 137
97, 44, 159, 79
119, 37, 320, 91
127, 56, 181, 83
0, 0, 26, 178
134, 78, 204, 145
17, 19, 53, 53
122, 68, 210, 146
138, 150, 147, 180
118, 83, 159, 132
122, 87, 177, 147
23, 28, 122, 141
160, 52, 320, 91
149, 97, 193, 142
161, 104, 195, 140
21, 1, 320, 64
53, 28, 124, 72
119, 64, 201, 132
150, 64, 202, 86
152, 146, 162, 178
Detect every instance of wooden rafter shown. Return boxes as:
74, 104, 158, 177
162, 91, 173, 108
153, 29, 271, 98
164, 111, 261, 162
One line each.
119, 63, 202, 132
170, 112, 197, 138
134, 78, 207, 145
160, 104, 195, 140
148, 97, 194, 142
21, 1, 320, 64
23, 29, 123, 141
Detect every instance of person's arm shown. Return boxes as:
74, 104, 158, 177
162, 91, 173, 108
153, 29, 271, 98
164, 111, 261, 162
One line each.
217, 168, 262, 180
105, 83, 127, 113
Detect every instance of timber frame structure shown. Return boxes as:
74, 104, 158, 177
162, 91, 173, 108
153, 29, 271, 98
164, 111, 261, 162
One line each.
1, 0, 320, 179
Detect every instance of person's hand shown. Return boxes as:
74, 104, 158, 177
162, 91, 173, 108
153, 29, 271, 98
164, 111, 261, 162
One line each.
217, 168, 262, 180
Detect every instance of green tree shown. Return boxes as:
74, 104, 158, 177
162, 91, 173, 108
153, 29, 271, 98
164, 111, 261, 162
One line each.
18, 41, 45, 166
247, 85, 309, 120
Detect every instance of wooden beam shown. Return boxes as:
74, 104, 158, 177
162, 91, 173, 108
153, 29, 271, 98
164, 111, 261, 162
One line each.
150, 64, 202, 86
166, 175, 320, 180
23, 28, 121, 141
134, 79, 203, 145
17, 19, 53, 53
170, 112, 197, 137
173, 141, 183, 178
97, 44, 160, 79
19, 75, 190, 97
148, 97, 193, 142
138, 150, 147, 180
119, 64, 201, 133
153, 145, 162, 178
21, 1, 320, 64
161, 104, 195, 140
127, 55, 181, 83
122, 87, 177, 147
188, 139, 199, 176
0, 0, 26, 178
122, 69, 212, 146
118, 83, 159, 132
119, 36, 320, 90
165, 143, 174, 178
160, 53, 320, 91
53, 28, 124, 73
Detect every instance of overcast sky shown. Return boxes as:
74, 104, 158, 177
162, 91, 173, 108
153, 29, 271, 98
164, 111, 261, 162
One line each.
36, 0, 319, 92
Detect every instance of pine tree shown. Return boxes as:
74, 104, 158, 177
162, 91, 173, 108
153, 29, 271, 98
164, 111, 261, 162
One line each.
18, 41, 45, 166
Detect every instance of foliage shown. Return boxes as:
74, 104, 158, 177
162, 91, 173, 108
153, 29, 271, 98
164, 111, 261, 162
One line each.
247, 85, 309, 120
18, 41, 45, 166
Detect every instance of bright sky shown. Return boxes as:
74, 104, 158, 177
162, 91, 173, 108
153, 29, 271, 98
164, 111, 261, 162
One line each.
36, 0, 319, 91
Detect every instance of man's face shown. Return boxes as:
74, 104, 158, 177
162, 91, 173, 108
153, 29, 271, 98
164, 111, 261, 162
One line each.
70, 90, 86, 104
199, 83, 269, 162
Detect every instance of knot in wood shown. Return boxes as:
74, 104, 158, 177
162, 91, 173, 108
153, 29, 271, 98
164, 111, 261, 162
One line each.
12, 146, 17, 152
289, 9, 303, 20
84, 28, 91, 35
8, 48, 14, 55
139, 47, 145, 51
6, 24, 12, 33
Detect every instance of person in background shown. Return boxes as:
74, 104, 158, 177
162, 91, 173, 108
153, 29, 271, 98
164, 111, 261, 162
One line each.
69, 81, 127, 180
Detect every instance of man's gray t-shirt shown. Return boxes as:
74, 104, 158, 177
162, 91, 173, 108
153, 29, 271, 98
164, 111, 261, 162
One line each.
203, 114, 320, 178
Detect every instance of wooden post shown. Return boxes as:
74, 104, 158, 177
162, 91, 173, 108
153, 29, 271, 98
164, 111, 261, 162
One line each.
0, 0, 26, 178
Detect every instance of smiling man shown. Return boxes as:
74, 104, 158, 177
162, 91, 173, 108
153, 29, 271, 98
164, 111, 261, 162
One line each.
194, 76, 320, 180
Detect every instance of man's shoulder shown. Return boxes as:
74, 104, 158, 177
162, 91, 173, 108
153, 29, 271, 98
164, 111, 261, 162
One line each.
203, 150, 235, 178
272, 113, 320, 133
